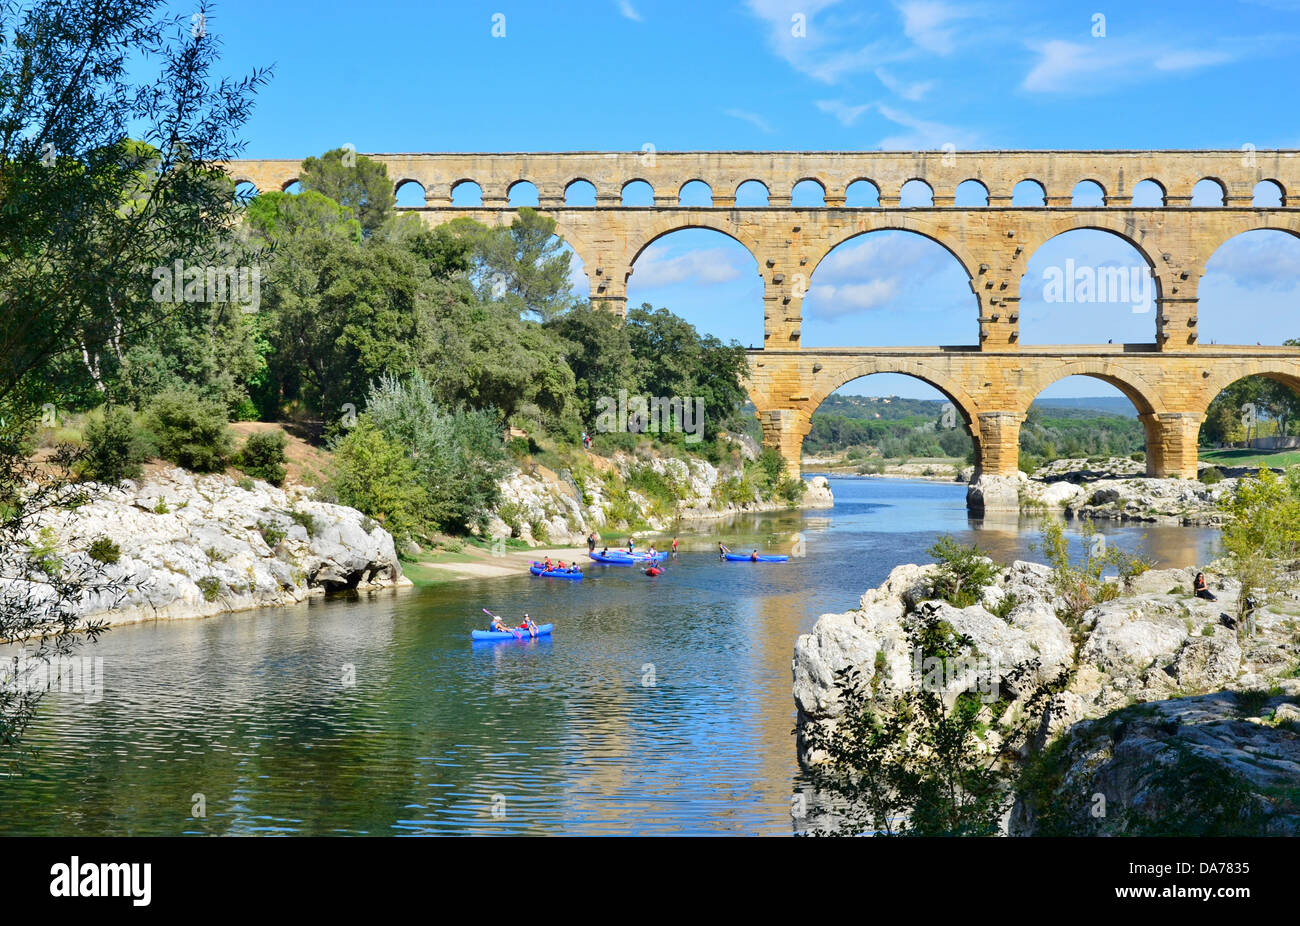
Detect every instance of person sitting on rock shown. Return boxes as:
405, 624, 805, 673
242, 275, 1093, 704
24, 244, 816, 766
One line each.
1194, 572, 1217, 601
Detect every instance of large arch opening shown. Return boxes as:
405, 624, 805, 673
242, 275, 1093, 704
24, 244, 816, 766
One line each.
805, 373, 977, 475
234, 180, 258, 204
1199, 371, 1300, 469
1018, 229, 1158, 345
1198, 229, 1300, 345
1020, 375, 1146, 474
625, 227, 762, 347
802, 230, 977, 347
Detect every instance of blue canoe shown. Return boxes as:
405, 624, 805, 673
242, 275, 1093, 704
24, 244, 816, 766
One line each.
589, 551, 667, 565
723, 553, 789, 563
472, 622, 554, 641
529, 564, 583, 580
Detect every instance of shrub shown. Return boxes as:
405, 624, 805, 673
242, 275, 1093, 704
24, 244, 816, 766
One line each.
196, 576, 221, 602
1199, 466, 1224, 484
928, 535, 999, 608
237, 430, 288, 486
328, 419, 426, 543
81, 406, 151, 484
143, 390, 233, 472
86, 536, 121, 565
288, 508, 318, 537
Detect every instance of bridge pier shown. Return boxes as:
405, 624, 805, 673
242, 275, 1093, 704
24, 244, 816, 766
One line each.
756, 407, 811, 478
975, 411, 1023, 477
1141, 412, 1202, 479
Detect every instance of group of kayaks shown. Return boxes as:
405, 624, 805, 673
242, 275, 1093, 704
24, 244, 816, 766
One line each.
476, 544, 789, 640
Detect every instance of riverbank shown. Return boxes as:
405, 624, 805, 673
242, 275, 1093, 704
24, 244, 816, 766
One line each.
16, 468, 407, 630
794, 557, 1300, 834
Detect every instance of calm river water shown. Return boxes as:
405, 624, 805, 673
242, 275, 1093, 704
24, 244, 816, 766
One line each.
0, 477, 1219, 835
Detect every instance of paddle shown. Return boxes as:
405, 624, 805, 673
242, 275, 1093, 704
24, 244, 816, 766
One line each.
482, 607, 522, 640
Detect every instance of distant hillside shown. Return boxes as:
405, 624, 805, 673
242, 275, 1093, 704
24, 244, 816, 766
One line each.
1031, 396, 1137, 418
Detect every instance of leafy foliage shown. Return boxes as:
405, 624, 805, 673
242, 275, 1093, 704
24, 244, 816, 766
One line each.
80, 406, 151, 484
236, 430, 288, 486
143, 390, 233, 472
1217, 467, 1300, 622
928, 535, 999, 608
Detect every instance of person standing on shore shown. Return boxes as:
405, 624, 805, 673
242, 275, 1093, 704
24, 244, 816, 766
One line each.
671, 537, 678, 555
588, 532, 597, 553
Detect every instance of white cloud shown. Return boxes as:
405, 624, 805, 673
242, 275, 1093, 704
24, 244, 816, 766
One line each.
744, 0, 897, 84
874, 67, 935, 101
633, 247, 746, 287
617, 0, 642, 22
815, 99, 873, 126
1203, 232, 1300, 290
875, 103, 976, 150
724, 108, 776, 133
1023, 38, 1237, 93
809, 278, 900, 315
896, 0, 978, 55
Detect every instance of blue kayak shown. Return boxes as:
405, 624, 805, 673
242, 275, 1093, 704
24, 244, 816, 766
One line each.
529, 564, 583, 580
723, 553, 789, 563
589, 551, 667, 565
472, 622, 554, 641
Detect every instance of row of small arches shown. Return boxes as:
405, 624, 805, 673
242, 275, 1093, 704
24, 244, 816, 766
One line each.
236, 177, 1289, 209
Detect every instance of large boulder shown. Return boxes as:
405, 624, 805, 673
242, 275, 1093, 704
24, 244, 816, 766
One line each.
967, 473, 1025, 513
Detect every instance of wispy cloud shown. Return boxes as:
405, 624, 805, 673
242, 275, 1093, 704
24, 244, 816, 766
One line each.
617, 0, 643, 22
815, 99, 873, 126
896, 0, 979, 55
634, 247, 746, 287
1023, 38, 1237, 93
874, 67, 935, 101
724, 108, 775, 133
876, 103, 976, 150
744, 0, 897, 84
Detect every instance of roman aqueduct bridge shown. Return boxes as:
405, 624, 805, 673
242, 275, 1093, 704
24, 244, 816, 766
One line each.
225, 150, 1300, 479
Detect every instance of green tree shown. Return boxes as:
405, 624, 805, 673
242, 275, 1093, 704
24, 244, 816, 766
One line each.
452, 210, 575, 322
545, 303, 639, 425
299, 148, 394, 236
1217, 467, 1300, 622
0, 0, 265, 753
328, 419, 426, 543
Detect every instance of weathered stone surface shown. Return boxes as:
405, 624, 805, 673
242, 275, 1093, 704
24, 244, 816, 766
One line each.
967, 473, 1025, 513
226, 151, 1300, 483
17, 469, 406, 628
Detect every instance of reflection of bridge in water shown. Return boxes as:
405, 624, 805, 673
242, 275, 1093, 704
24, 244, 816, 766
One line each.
226, 150, 1300, 478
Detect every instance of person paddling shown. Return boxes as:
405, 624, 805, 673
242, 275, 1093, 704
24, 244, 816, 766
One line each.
489, 614, 511, 633
750, 550, 759, 562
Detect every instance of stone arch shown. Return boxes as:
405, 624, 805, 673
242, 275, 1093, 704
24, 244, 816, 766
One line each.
508, 179, 540, 207
845, 179, 880, 206
1199, 359, 1300, 410
810, 359, 982, 425
734, 179, 770, 206
394, 179, 425, 207
791, 178, 826, 206
564, 178, 597, 205
1071, 179, 1106, 206
1131, 179, 1166, 207
625, 215, 765, 272
954, 179, 989, 206
899, 178, 934, 206
678, 179, 714, 207
451, 179, 483, 206
1192, 177, 1227, 206
1016, 361, 1165, 417
1019, 215, 1163, 280
1253, 179, 1286, 207
621, 178, 655, 206
1012, 179, 1047, 206
807, 218, 979, 286
233, 180, 258, 203
280, 177, 302, 193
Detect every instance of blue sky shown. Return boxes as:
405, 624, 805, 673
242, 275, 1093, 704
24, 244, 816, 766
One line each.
203, 0, 1300, 401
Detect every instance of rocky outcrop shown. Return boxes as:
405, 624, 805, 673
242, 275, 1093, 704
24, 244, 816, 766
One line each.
793, 559, 1300, 832
966, 473, 1026, 513
21, 468, 407, 628
485, 453, 833, 546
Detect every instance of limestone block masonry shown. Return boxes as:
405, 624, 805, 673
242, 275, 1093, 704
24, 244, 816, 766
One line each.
224, 151, 1300, 480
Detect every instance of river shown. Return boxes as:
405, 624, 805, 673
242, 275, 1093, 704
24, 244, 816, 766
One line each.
0, 477, 1220, 836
